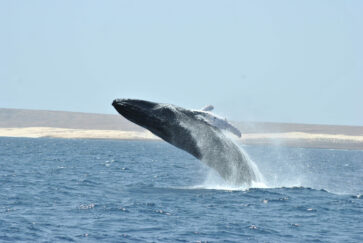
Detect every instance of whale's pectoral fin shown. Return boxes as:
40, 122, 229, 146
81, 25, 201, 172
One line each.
197, 113, 242, 138
225, 123, 242, 138
201, 105, 214, 112
214, 120, 242, 138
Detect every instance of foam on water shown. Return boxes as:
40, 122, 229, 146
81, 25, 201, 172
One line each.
191, 168, 268, 191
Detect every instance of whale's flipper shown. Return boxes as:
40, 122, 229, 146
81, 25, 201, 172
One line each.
199, 105, 241, 137
201, 105, 214, 112
197, 112, 242, 138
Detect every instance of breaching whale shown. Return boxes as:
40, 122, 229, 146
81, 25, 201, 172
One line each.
112, 98, 257, 185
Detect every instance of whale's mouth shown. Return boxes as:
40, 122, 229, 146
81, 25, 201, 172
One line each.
112, 98, 125, 107
112, 99, 131, 118
112, 98, 164, 133
113, 99, 154, 116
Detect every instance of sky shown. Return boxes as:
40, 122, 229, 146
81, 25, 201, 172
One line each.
1, 0, 362, 125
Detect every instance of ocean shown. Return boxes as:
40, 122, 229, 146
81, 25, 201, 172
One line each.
0, 137, 362, 242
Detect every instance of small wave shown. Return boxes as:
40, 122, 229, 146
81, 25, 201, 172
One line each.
185, 183, 339, 195
187, 169, 346, 194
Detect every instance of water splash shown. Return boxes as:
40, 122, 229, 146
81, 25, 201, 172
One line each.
194, 168, 267, 191
177, 114, 264, 186
189, 130, 267, 190
238, 145, 265, 185
195, 145, 268, 190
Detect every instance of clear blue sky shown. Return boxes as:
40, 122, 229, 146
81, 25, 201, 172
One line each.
1, 0, 362, 125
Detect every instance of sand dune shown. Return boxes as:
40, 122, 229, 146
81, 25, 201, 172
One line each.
1, 126, 363, 150
242, 132, 363, 150
1, 108, 362, 150
243, 132, 363, 142
0, 127, 157, 140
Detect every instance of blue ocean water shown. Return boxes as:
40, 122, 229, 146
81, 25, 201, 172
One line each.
0, 137, 362, 242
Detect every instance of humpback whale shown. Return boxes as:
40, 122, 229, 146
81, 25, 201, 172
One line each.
112, 98, 257, 185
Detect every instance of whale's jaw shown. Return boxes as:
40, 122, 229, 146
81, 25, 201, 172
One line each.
112, 99, 160, 125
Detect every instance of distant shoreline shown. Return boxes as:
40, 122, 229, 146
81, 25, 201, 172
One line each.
1, 127, 362, 150
2, 107, 363, 135
1, 107, 362, 150
0, 127, 158, 140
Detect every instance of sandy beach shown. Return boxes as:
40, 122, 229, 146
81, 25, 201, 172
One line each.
242, 132, 363, 150
0, 127, 158, 140
1, 126, 363, 150
1, 108, 362, 149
